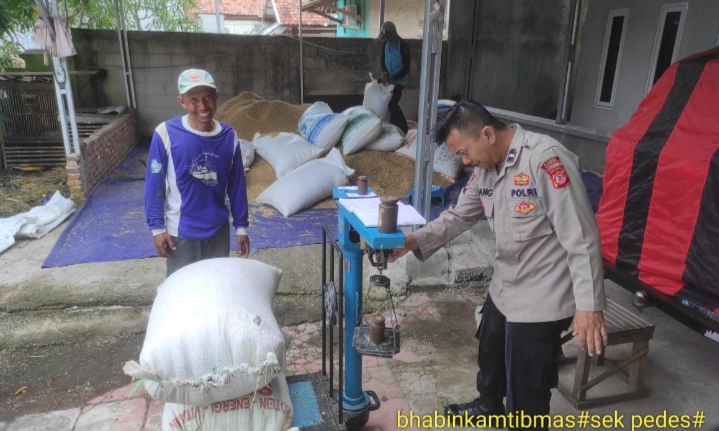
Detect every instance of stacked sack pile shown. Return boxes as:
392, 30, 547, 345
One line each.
215, 84, 464, 218
124, 258, 297, 431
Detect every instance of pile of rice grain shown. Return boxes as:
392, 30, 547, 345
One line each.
216, 93, 450, 211
215, 92, 309, 141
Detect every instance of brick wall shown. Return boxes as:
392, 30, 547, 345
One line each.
66, 111, 137, 203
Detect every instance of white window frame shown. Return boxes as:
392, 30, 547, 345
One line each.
594, 9, 629, 110
645, 2, 689, 95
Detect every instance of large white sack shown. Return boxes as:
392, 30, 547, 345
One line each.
239, 138, 254, 172
257, 149, 354, 217
396, 129, 464, 182
364, 123, 405, 152
0, 190, 76, 254
298, 101, 333, 128
252, 132, 323, 178
340, 107, 383, 155
123, 258, 287, 406
162, 375, 293, 431
363, 81, 394, 122
299, 113, 350, 153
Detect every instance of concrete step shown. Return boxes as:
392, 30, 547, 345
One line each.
0, 221, 494, 350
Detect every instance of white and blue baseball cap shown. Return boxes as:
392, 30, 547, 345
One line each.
177, 69, 216, 95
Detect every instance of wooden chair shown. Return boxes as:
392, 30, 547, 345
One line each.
557, 298, 656, 410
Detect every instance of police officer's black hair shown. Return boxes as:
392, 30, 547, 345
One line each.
432, 101, 507, 144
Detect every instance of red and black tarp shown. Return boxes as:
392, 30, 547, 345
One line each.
597, 47, 719, 318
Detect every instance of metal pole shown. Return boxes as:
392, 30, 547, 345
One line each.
49, 0, 81, 155
556, 0, 580, 124
214, 0, 222, 33
379, 0, 385, 30
412, 0, 445, 224
51, 74, 72, 156
113, 0, 132, 108
298, 0, 304, 104
118, 0, 137, 109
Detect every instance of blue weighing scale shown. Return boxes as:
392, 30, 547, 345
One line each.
287, 186, 417, 431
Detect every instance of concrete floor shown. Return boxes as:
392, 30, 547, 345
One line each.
1, 219, 718, 430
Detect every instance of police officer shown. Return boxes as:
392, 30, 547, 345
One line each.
388, 101, 608, 430
379, 21, 410, 133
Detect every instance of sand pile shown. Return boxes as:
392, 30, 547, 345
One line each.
216, 93, 451, 211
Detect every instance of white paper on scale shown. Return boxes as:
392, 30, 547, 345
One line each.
337, 198, 427, 227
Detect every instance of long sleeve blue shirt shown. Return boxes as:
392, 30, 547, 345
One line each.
144, 115, 249, 241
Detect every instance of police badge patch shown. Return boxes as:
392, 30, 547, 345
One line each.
515, 201, 535, 214
540, 157, 570, 189
514, 172, 530, 186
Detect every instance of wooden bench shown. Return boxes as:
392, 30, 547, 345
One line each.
557, 298, 656, 410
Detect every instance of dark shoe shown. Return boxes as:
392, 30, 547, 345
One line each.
444, 395, 505, 417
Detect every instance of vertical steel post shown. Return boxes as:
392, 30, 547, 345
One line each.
214, 0, 222, 33
379, 0, 385, 30
556, 0, 581, 124
299, 0, 304, 104
412, 0, 445, 224
337, 213, 369, 411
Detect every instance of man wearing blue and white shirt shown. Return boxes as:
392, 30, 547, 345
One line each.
379, 21, 410, 133
144, 69, 250, 277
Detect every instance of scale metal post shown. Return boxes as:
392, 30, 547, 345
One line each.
286, 186, 410, 431
333, 186, 405, 414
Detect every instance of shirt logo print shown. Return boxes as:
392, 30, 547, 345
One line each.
150, 159, 163, 174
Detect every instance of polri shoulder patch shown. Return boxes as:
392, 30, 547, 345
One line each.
540, 156, 570, 189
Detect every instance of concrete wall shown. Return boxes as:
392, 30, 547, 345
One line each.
570, 0, 719, 135
71, 29, 440, 138
446, 0, 572, 119
444, 0, 475, 100
489, 108, 609, 174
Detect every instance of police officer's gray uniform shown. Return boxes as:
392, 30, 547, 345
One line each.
412, 124, 605, 427
413, 124, 605, 318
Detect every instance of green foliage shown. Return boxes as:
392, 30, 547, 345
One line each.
0, 0, 200, 67
0, 38, 23, 71
1, 0, 200, 36
0, 0, 39, 38
58, 0, 201, 32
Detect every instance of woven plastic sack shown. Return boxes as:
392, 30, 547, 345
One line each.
340, 107, 382, 155
363, 81, 394, 122
123, 258, 287, 406
299, 113, 350, 152
252, 132, 323, 178
162, 375, 293, 431
396, 129, 464, 181
298, 101, 333, 127
239, 138, 254, 172
257, 149, 354, 217
364, 123, 405, 152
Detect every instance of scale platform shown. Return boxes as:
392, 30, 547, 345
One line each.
288, 373, 372, 431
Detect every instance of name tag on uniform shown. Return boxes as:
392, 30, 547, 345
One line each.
509, 187, 538, 199
478, 188, 494, 197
